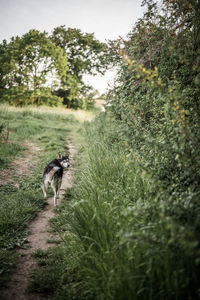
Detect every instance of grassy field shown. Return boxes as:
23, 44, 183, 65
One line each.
0, 104, 91, 287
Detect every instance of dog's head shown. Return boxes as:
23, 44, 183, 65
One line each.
58, 153, 70, 168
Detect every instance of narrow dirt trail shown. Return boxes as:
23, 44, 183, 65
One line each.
1, 142, 76, 300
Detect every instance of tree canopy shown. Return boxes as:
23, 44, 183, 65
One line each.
51, 26, 107, 107
0, 27, 108, 108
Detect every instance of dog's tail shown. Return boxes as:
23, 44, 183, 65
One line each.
48, 166, 61, 181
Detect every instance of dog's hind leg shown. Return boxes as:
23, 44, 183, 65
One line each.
51, 180, 58, 206
42, 180, 48, 199
51, 177, 62, 206
54, 190, 58, 206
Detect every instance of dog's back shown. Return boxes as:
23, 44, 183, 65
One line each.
43, 159, 63, 183
42, 153, 70, 206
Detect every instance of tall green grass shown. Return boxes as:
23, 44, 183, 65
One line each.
32, 113, 200, 299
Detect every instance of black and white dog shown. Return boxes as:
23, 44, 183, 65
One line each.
42, 153, 70, 206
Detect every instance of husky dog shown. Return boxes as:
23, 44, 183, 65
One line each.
42, 153, 70, 206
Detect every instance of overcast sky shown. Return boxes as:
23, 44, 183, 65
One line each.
0, 0, 145, 93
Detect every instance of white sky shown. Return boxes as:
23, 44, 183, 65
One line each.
0, 0, 145, 93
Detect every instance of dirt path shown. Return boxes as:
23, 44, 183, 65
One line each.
1, 142, 76, 300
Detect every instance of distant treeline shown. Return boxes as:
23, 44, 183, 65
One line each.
0, 26, 108, 108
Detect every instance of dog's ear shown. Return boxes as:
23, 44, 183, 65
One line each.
58, 152, 63, 159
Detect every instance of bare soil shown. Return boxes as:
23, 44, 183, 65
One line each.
1, 142, 76, 300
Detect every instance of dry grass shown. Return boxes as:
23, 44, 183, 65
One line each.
0, 104, 96, 122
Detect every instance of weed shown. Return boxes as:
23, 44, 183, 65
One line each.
0, 249, 18, 287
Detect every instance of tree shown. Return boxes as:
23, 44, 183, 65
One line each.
0, 29, 68, 105
50, 26, 108, 107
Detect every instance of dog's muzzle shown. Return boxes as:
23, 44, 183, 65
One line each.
63, 162, 70, 168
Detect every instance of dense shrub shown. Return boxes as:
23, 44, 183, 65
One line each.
95, 0, 200, 297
